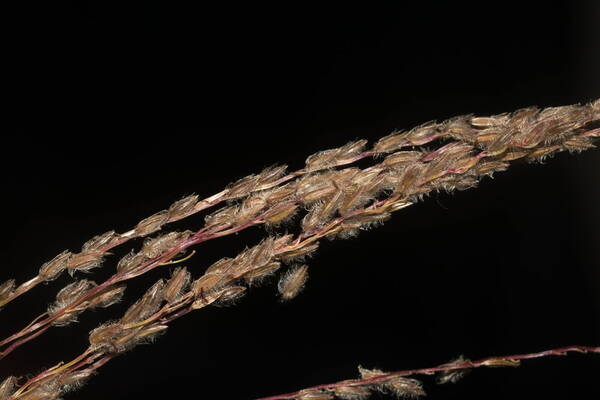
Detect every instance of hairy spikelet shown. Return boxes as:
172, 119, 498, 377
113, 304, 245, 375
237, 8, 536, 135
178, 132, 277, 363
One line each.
116, 250, 146, 273
38, 250, 72, 281
168, 194, 199, 220
59, 369, 95, 393
81, 231, 117, 252
278, 265, 309, 301
141, 231, 192, 259
0, 376, 18, 399
48, 279, 97, 326
163, 267, 191, 303
298, 389, 335, 399
0, 279, 16, 302
88, 284, 127, 309
436, 355, 471, 384
120, 280, 165, 325
134, 210, 169, 237
333, 385, 371, 400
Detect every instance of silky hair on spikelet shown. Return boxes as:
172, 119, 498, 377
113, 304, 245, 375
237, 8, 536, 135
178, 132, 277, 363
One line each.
278, 264, 309, 301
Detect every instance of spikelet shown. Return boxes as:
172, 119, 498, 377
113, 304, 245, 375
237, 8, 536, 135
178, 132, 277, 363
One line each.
16, 384, 62, 400
264, 202, 299, 226
204, 257, 235, 275
168, 194, 199, 220
436, 355, 471, 384
481, 358, 521, 367
278, 265, 309, 301
134, 324, 168, 343
134, 210, 169, 237
255, 165, 288, 190
205, 204, 240, 229
59, 369, 95, 392
333, 385, 371, 400
214, 285, 247, 306
297, 389, 335, 399
0, 376, 18, 399
226, 165, 287, 198
0, 279, 16, 302
278, 242, 319, 262
384, 377, 426, 398
120, 280, 165, 325
66, 251, 104, 274
296, 172, 339, 203
305, 140, 367, 171
48, 279, 96, 326
38, 250, 72, 281
81, 230, 117, 252
88, 284, 126, 309
163, 267, 191, 303
141, 231, 192, 259
116, 250, 146, 273
243, 261, 281, 285
89, 322, 123, 350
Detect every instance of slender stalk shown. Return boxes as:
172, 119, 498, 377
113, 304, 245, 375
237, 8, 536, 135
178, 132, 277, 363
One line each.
256, 345, 600, 400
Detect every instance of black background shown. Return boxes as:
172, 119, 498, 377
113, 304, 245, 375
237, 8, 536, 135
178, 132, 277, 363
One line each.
1, 2, 599, 399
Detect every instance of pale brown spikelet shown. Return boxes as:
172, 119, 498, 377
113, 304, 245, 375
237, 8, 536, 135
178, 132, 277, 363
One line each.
278, 242, 319, 262
278, 264, 309, 301
163, 267, 191, 303
89, 322, 123, 350
255, 164, 288, 189
0, 376, 18, 399
88, 284, 126, 309
382, 151, 425, 168
215, 285, 247, 306
333, 385, 371, 400
17, 384, 62, 400
301, 203, 325, 233
264, 183, 298, 204
482, 358, 521, 367
358, 366, 385, 379
48, 279, 96, 326
237, 192, 269, 223
66, 251, 104, 274
116, 250, 146, 273
387, 164, 423, 197
58, 369, 95, 392
38, 250, 72, 281
243, 261, 281, 285
141, 230, 192, 259
305, 140, 367, 171
404, 122, 441, 146
436, 355, 471, 384
373, 130, 409, 154
227, 174, 260, 198
120, 279, 165, 325
204, 257, 235, 275
191, 273, 226, 303
297, 389, 335, 399
384, 376, 426, 398
134, 324, 168, 342
134, 210, 169, 237
296, 172, 339, 203
264, 202, 299, 226
205, 204, 240, 229
81, 230, 117, 252
168, 194, 199, 219
0, 279, 16, 301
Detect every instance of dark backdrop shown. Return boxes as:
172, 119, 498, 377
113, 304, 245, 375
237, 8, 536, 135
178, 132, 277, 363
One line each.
1, 2, 599, 399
